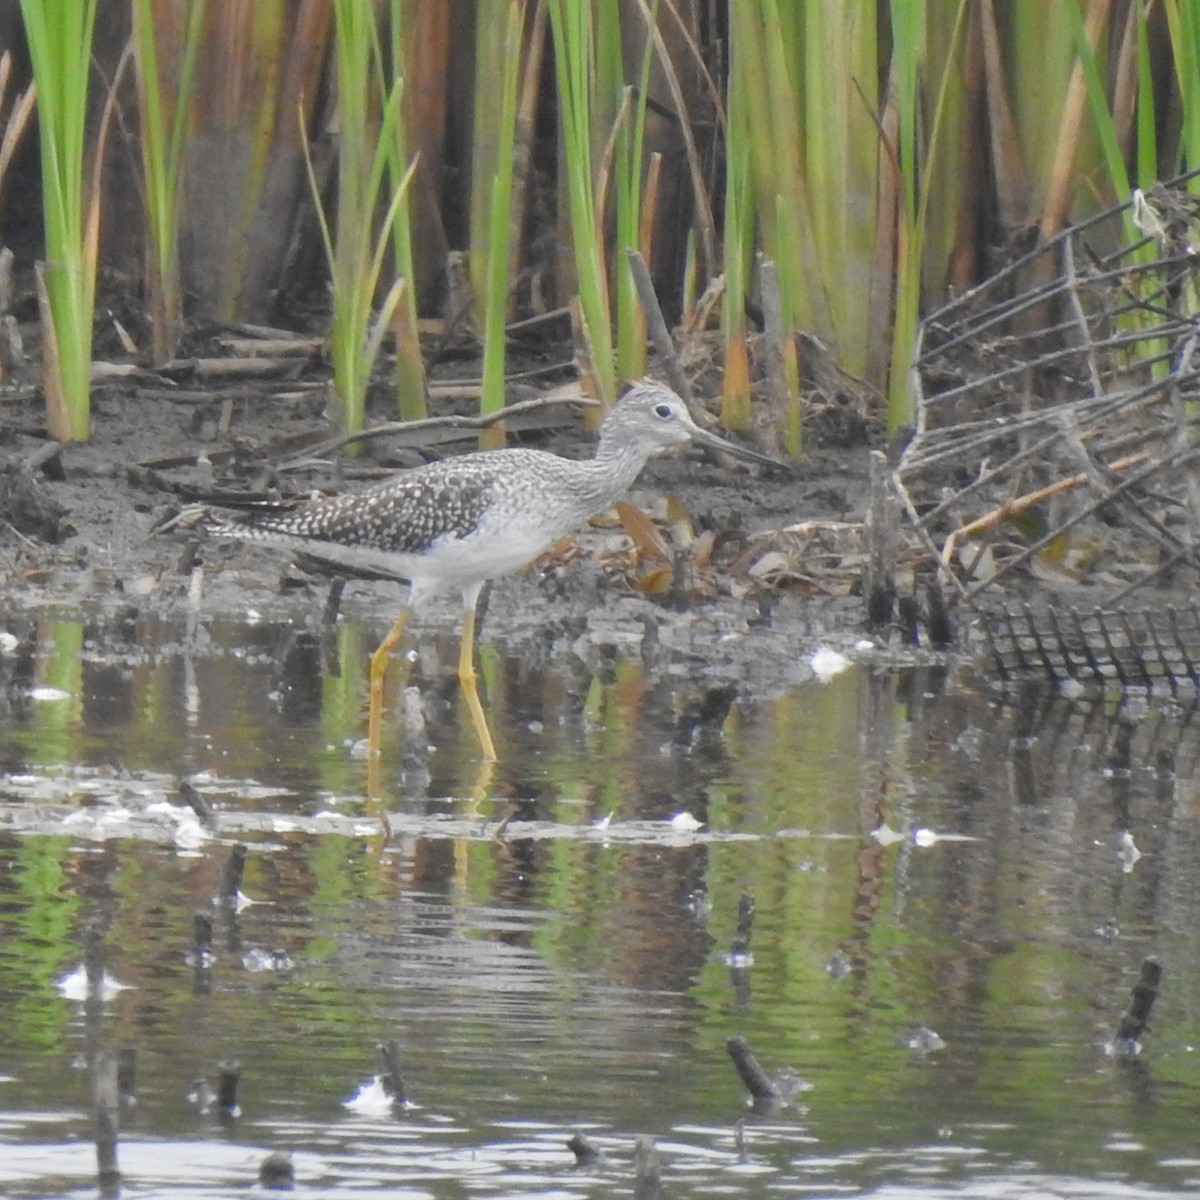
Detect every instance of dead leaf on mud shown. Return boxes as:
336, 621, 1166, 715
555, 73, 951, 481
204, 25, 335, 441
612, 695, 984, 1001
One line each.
536, 502, 873, 603
732, 520, 867, 596
615, 499, 671, 561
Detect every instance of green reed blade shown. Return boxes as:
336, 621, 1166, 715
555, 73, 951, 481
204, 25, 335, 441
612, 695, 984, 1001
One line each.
477, 0, 525, 437
549, 0, 616, 408
21, 0, 99, 440
387, 0, 427, 422
310, 0, 415, 435
133, 0, 205, 363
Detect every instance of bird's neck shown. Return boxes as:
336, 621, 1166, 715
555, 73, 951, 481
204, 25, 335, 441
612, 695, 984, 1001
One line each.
580, 438, 656, 512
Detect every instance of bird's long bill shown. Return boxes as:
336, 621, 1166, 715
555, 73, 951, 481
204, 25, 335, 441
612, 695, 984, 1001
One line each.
689, 425, 787, 471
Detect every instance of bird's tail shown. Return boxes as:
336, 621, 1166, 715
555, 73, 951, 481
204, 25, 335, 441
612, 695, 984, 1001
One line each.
151, 497, 313, 539
150, 503, 219, 537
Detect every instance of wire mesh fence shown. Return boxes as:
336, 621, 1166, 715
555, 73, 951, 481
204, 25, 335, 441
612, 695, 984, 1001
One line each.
895, 168, 1200, 612
884, 171, 1200, 687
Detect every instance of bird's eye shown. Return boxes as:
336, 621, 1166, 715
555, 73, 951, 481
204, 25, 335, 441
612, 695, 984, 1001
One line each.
653, 402, 673, 420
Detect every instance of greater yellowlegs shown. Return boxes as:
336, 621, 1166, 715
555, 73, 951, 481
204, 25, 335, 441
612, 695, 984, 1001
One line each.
205, 380, 779, 760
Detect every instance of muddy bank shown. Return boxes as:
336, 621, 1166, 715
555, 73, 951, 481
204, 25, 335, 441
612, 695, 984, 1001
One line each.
0, 379, 885, 701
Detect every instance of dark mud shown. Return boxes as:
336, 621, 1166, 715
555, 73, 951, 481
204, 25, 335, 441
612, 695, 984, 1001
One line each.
0, 379, 880, 702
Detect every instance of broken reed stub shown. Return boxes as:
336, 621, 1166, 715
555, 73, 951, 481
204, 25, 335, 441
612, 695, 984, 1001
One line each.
1112, 958, 1163, 1054
219, 843, 247, 906
180, 778, 217, 827
217, 1059, 241, 1117
864, 450, 898, 629
259, 1150, 295, 1191
735, 893, 756, 945
375, 1039, 406, 1106
726, 1035, 781, 1103
728, 892, 756, 966
84, 918, 107, 998
566, 1131, 602, 1165
632, 1135, 662, 1200
116, 1047, 137, 1105
193, 911, 214, 955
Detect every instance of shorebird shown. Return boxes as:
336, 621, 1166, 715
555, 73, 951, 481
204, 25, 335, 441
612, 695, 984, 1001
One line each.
201, 380, 779, 760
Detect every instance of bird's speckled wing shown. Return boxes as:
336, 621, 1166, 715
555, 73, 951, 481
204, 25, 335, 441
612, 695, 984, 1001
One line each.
222, 456, 512, 555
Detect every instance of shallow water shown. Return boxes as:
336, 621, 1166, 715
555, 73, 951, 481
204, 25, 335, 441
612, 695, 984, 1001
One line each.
1, 606, 1199, 1198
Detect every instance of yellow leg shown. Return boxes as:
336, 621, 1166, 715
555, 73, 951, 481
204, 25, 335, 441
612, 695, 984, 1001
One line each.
367, 608, 413, 755
458, 604, 497, 761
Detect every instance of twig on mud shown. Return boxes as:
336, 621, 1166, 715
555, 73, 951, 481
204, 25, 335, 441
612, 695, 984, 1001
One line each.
160, 356, 310, 380
281, 393, 600, 466
905, 373, 1180, 532
960, 443, 1200, 602
2, 520, 37, 548
942, 449, 1150, 571
215, 336, 325, 357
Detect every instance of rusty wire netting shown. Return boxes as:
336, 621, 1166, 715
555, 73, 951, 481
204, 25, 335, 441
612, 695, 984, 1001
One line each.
894, 168, 1200, 615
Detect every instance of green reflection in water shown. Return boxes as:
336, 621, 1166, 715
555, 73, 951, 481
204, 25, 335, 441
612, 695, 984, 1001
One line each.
318, 623, 369, 799
24, 619, 84, 769
0, 836, 79, 1052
